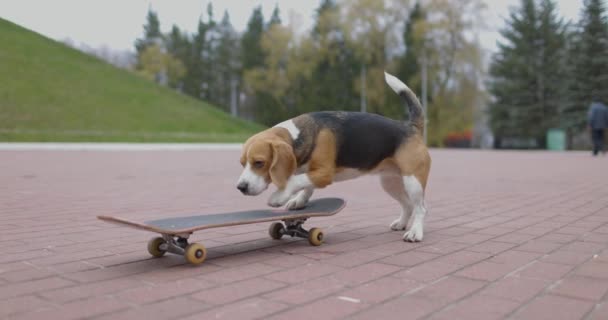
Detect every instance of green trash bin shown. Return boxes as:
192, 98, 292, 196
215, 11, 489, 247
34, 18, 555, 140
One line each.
546, 129, 566, 151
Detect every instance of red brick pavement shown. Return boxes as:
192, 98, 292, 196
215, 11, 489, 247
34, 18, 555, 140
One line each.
2, 148, 608, 319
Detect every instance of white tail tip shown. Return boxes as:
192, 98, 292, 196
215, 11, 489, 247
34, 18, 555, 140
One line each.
384, 71, 408, 94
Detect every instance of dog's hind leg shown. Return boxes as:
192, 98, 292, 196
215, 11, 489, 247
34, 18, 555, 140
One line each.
380, 175, 412, 231
402, 175, 426, 242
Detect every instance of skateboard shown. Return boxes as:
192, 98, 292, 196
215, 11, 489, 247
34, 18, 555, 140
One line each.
97, 197, 345, 265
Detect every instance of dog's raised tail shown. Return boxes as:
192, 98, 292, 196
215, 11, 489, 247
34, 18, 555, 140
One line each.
384, 71, 424, 132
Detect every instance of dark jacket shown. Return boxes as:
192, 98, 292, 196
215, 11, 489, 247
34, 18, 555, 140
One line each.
588, 102, 608, 129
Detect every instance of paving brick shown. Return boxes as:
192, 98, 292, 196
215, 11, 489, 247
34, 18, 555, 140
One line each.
468, 241, 518, 255
551, 276, 608, 301
435, 250, 492, 266
562, 241, 606, 254
0, 277, 74, 300
574, 261, 608, 279
537, 233, 579, 244
350, 295, 438, 320
0, 295, 55, 318
380, 250, 439, 267
455, 261, 517, 281
40, 278, 145, 303
191, 277, 285, 305
322, 248, 393, 268
430, 295, 520, 320
269, 296, 369, 320
198, 262, 280, 284
411, 276, 487, 305
481, 277, 550, 303
263, 276, 346, 305
96, 297, 210, 320
589, 302, 608, 320
120, 278, 217, 304
517, 261, 574, 281
330, 262, 400, 286
264, 263, 344, 284
416, 241, 469, 255
0, 265, 57, 282
516, 240, 562, 253
337, 276, 422, 304
542, 250, 594, 266
11, 296, 129, 320
393, 260, 462, 283
261, 254, 315, 268
489, 250, 542, 268
184, 298, 288, 320
513, 294, 594, 320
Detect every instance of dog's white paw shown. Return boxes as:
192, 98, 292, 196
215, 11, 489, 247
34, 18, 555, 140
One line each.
402, 223, 423, 242
268, 190, 291, 208
390, 218, 407, 231
285, 195, 308, 210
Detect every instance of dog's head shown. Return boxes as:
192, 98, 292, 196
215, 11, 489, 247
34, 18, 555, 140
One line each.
237, 131, 296, 195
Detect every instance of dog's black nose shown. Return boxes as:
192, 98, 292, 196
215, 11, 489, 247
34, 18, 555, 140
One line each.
237, 182, 248, 193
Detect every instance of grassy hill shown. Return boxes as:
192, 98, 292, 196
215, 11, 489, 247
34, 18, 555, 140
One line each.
0, 18, 264, 142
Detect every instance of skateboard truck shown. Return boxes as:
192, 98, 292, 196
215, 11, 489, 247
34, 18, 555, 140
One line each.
269, 218, 324, 246
148, 234, 207, 265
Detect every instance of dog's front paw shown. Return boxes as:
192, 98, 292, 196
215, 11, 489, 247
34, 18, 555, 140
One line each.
268, 190, 291, 208
285, 195, 309, 210
390, 218, 407, 231
402, 223, 423, 242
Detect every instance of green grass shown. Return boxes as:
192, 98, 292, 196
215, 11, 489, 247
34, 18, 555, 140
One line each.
0, 18, 264, 142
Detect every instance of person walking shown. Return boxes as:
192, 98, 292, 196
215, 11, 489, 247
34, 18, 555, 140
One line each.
588, 96, 608, 156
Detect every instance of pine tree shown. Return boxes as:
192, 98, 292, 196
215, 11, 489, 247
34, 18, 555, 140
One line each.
488, 0, 568, 147
213, 11, 240, 111
268, 5, 282, 27
241, 6, 265, 70
391, 1, 425, 120
164, 25, 191, 90
135, 8, 163, 69
184, 3, 216, 99
563, 0, 608, 130
535, 0, 568, 132
305, 0, 359, 113
397, 1, 424, 94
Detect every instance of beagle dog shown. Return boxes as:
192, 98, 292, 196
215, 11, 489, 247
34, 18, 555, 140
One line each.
237, 72, 431, 242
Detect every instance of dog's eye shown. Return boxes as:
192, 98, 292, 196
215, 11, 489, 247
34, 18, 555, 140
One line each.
253, 161, 265, 168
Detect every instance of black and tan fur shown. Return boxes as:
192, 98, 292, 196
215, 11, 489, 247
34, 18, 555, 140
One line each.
237, 71, 431, 242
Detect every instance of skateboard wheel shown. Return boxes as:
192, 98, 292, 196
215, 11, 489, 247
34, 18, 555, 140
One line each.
147, 237, 167, 258
269, 222, 285, 240
185, 243, 207, 265
308, 228, 324, 246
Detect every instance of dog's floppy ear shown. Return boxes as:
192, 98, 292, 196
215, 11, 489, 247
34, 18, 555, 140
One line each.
269, 141, 296, 189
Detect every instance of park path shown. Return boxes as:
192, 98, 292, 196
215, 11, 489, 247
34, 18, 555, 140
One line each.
1, 148, 608, 319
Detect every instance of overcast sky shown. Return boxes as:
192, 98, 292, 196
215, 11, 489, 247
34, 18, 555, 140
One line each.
1, 0, 583, 55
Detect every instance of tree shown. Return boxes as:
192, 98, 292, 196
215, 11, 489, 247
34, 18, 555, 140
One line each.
135, 8, 163, 69
268, 5, 282, 27
397, 1, 425, 95
304, 0, 360, 113
488, 0, 568, 147
341, 0, 409, 114
183, 3, 217, 100
137, 44, 186, 87
164, 25, 191, 90
414, 0, 487, 146
241, 6, 265, 70
562, 0, 608, 131
213, 11, 241, 111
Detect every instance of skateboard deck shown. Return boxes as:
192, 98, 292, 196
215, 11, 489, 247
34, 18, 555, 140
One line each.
97, 198, 345, 265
